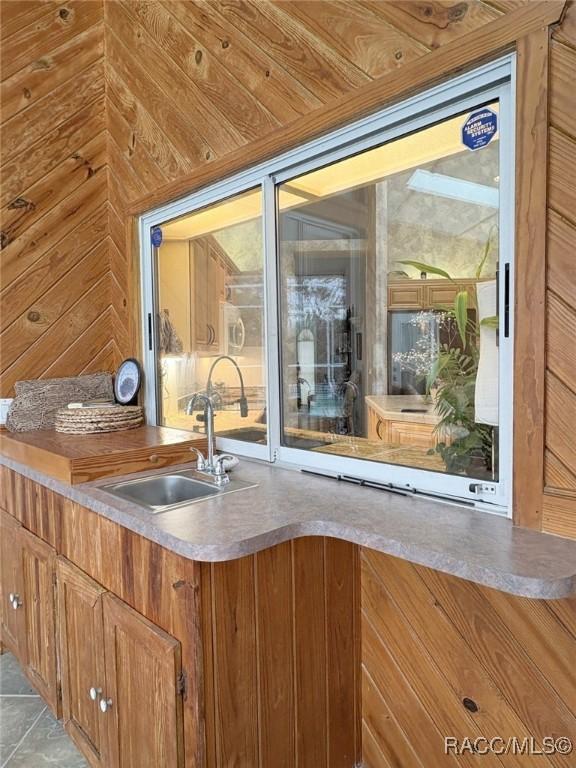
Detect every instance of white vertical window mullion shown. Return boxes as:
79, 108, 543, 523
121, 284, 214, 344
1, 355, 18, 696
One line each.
263, 176, 282, 461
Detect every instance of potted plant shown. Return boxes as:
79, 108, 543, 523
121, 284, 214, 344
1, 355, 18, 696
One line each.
398, 228, 498, 477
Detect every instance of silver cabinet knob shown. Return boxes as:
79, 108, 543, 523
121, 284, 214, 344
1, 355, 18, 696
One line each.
8, 592, 14, 602
89, 687, 102, 701
10, 594, 22, 610
99, 697, 112, 713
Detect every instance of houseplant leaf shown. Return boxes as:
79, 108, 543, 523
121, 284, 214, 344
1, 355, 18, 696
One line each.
480, 315, 499, 329
454, 290, 469, 348
397, 260, 454, 282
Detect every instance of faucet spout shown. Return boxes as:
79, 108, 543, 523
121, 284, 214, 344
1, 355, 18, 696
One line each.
206, 355, 248, 417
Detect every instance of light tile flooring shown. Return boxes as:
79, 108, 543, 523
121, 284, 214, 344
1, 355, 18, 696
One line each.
0, 652, 87, 767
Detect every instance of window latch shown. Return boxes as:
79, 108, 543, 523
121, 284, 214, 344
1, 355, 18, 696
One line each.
469, 482, 497, 498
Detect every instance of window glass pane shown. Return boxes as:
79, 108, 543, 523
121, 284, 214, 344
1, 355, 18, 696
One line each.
277, 104, 500, 481
155, 188, 267, 445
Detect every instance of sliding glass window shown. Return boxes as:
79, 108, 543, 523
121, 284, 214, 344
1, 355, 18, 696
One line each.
141, 57, 514, 512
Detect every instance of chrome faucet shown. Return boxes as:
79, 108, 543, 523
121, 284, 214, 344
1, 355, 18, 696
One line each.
186, 393, 234, 485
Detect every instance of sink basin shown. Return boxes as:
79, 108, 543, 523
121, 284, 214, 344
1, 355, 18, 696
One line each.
102, 471, 256, 513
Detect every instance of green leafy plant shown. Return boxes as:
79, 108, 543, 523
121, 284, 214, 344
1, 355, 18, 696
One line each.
398, 229, 498, 477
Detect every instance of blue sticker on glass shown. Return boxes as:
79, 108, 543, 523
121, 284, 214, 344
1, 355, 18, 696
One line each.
462, 108, 497, 151
151, 226, 163, 247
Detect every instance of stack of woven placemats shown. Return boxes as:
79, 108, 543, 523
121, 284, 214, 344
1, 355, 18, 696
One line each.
55, 406, 144, 434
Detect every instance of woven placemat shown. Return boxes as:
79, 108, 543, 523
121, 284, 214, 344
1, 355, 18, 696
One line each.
55, 406, 144, 434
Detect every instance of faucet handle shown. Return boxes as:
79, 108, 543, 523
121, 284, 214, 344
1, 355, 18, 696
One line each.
213, 454, 235, 484
190, 446, 206, 471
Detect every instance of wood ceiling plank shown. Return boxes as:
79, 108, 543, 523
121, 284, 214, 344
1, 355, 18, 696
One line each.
129, 1, 564, 215
546, 372, 576, 475
105, 67, 192, 182
275, 0, 429, 78
107, 134, 149, 203
0, 272, 111, 394
42, 306, 115, 380
0, 23, 103, 123
105, 28, 213, 169
0, 99, 106, 208
550, 39, 576, 139
1, 0, 103, 81
0, 202, 108, 333
213, 0, 370, 103
547, 209, 576, 310
547, 290, 576, 395
106, 98, 168, 192
120, 0, 279, 143
0, 170, 106, 289
0, 0, 68, 42
1, 58, 104, 165
549, 127, 576, 225
161, 0, 322, 122
0, 238, 109, 369
108, 201, 127, 256
0, 129, 106, 250
545, 450, 576, 493
362, 0, 502, 50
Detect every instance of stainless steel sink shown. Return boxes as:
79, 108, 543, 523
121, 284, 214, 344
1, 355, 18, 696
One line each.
102, 471, 256, 513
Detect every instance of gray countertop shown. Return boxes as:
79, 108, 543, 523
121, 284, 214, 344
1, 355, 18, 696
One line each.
2, 453, 576, 600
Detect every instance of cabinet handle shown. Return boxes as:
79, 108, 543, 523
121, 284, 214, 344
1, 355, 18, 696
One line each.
10, 593, 22, 610
376, 420, 384, 440
89, 687, 102, 701
99, 697, 113, 713
148, 453, 160, 464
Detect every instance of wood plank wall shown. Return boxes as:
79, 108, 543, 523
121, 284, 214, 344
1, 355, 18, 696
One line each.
542, 1, 576, 538
361, 548, 576, 768
0, 0, 127, 395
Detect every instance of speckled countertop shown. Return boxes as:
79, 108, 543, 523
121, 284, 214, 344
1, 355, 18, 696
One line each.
2, 453, 576, 600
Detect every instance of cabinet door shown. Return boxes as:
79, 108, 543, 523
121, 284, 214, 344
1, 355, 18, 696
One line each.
0, 510, 25, 658
102, 593, 184, 768
367, 407, 387, 442
57, 557, 107, 768
20, 528, 59, 715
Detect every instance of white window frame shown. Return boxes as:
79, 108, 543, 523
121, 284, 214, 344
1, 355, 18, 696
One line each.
139, 54, 516, 516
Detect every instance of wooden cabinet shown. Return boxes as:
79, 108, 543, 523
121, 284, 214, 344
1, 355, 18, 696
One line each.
57, 558, 107, 767
57, 558, 184, 768
0, 510, 25, 658
20, 527, 59, 713
388, 278, 478, 310
103, 594, 183, 768
367, 405, 436, 448
0, 510, 59, 714
192, 238, 226, 351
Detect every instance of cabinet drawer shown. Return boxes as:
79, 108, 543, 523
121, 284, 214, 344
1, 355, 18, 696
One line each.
388, 421, 436, 448
388, 284, 424, 309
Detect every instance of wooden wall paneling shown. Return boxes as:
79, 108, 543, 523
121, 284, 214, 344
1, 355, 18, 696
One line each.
0, 0, 103, 82
545, 374, 576, 484
545, 450, 576, 493
161, 0, 323, 123
547, 209, 576, 310
549, 39, 576, 137
126, 2, 563, 215
512, 27, 550, 530
254, 542, 295, 767
118, 0, 278, 145
547, 291, 576, 392
0, 23, 104, 123
0, 1, 69, 42
552, 0, 576, 47
361, 550, 576, 768
359, 0, 502, 49
271, 0, 430, 79
293, 537, 328, 768
548, 127, 576, 222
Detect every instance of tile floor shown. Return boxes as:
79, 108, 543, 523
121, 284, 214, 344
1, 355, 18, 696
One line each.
0, 652, 87, 767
